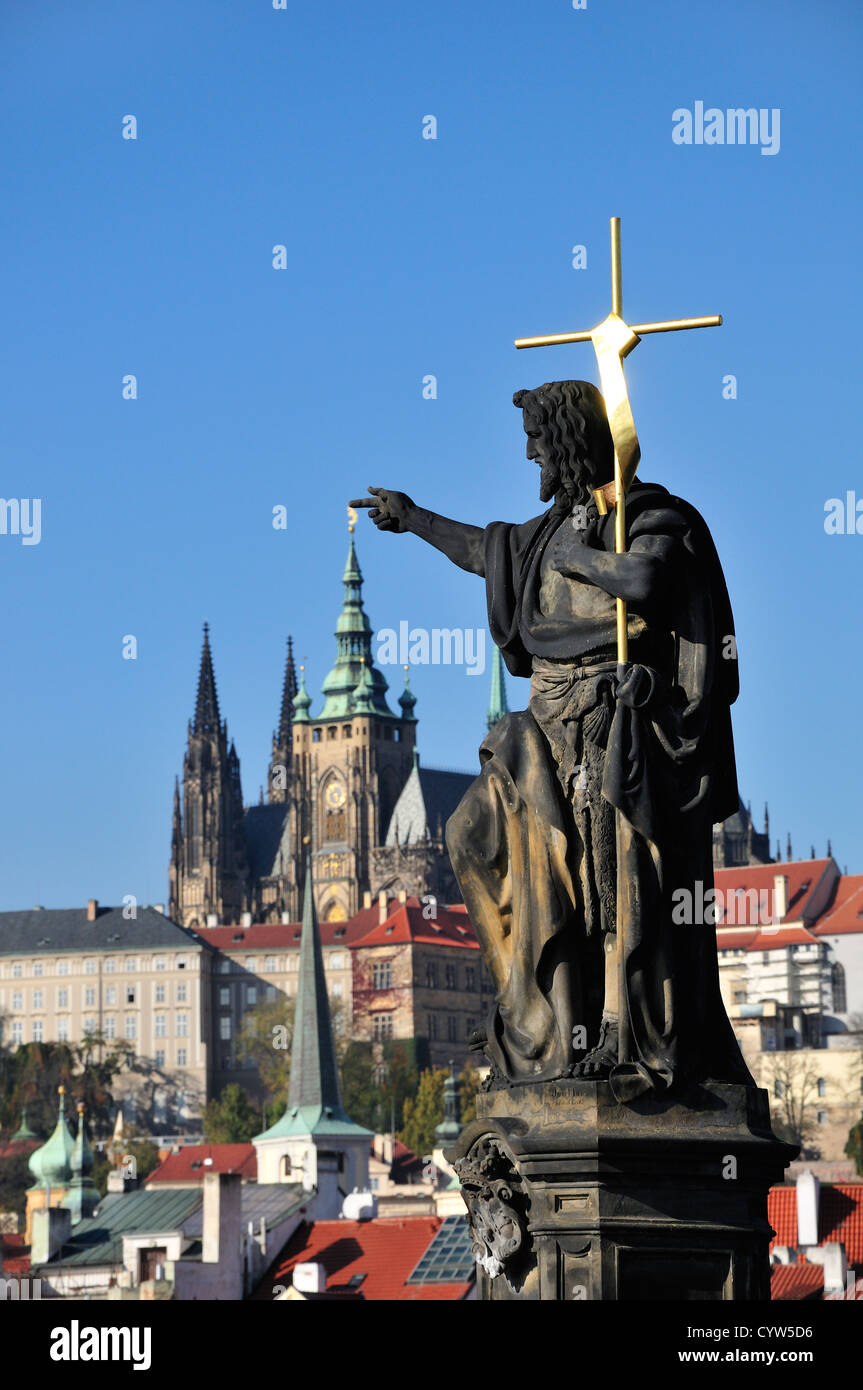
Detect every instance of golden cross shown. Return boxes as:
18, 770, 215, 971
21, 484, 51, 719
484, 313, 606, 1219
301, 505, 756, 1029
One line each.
515, 216, 721, 665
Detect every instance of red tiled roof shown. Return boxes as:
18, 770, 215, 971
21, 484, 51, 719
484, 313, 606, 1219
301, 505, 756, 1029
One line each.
193, 899, 476, 951
747, 926, 821, 951
255, 1217, 471, 1301
813, 875, 863, 937
714, 860, 834, 926
768, 1184, 863, 1264
146, 1143, 257, 1184
771, 1263, 824, 1300
716, 930, 759, 952
353, 900, 479, 950
0, 1233, 30, 1277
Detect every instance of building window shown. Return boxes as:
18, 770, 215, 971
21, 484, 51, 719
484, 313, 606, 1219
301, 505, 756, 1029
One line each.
176, 983, 187, 1003
12, 964, 22, 978
445, 964, 456, 990
313, 728, 322, 743
11, 1022, 22, 1045
83, 1016, 96, 1035
33, 1020, 44, 1042
177, 957, 187, 971
762, 952, 770, 964
220, 1017, 231, 1041
33, 990, 43, 1010
246, 986, 257, 1005
155, 1015, 167, 1039
332, 981, 343, 999
104, 1016, 115, 1040
104, 958, 116, 974
176, 1013, 189, 1037
220, 987, 230, 1005
774, 1079, 784, 1099
425, 962, 437, 989
447, 1015, 457, 1042
105, 986, 116, 1006
733, 990, 746, 1004
264, 956, 276, 972
155, 1050, 166, 1068
11, 992, 22, 1010
57, 961, 68, 977
177, 1048, 187, 1066
428, 1014, 438, 1040
125, 958, 137, 972
33, 962, 43, 978
372, 961, 393, 990
373, 1013, 394, 1040
330, 953, 343, 971
832, 963, 847, 1013
155, 983, 166, 1004
154, 957, 166, 972
58, 1017, 69, 1042
84, 987, 95, 1007
126, 986, 137, 1005
817, 1077, 826, 1097
465, 966, 476, 991
219, 959, 231, 974
84, 960, 96, 975
817, 1110, 828, 1125
124, 1016, 137, 1040
246, 957, 258, 972
57, 987, 69, 1008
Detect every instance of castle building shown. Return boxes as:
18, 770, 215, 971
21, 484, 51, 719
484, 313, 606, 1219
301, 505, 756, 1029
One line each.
169, 525, 477, 928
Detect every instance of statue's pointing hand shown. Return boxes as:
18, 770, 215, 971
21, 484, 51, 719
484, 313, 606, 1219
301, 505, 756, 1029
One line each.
349, 487, 415, 534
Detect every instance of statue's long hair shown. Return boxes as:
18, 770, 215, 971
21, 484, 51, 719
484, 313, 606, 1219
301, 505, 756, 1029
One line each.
513, 380, 614, 512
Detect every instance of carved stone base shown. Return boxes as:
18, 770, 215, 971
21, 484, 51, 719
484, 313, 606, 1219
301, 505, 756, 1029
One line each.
446, 1080, 796, 1301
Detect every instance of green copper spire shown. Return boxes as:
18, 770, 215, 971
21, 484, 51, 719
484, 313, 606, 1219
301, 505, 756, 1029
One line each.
11, 1106, 38, 1143
254, 851, 368, 1141
292, 665, 312, 723
66, 1102, 99, 1225
318, 531, 392, 719
351, 657, 377, 714
28, 1087, 75, 1190
486, 642, 509, 732
398, 666, 417, 722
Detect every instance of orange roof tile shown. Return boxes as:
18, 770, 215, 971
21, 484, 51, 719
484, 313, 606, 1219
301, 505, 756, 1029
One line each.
768, 1184, 863, 1264
812, 875, 863, 937
146, 1143, 257, 1184
771, 1263, 824, 1300
255, 1217, 471, 1301
714, 859, 834, 926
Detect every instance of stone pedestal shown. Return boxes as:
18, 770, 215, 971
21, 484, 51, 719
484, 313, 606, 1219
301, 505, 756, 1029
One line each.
447, 1080, 796, 1301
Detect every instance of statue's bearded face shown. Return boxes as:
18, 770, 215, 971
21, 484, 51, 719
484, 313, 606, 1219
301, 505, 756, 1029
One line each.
523, 412, 559, 503
523, 409, 588, 504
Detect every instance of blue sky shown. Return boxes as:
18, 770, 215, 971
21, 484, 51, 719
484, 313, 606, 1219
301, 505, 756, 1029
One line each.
0, 0, 860, 909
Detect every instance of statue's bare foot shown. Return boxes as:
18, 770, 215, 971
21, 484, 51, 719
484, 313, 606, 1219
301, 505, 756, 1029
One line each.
571, 1017, 619, 1079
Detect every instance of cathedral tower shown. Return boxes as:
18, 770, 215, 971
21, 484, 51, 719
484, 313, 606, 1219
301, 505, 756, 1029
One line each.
169, 625, 249, 927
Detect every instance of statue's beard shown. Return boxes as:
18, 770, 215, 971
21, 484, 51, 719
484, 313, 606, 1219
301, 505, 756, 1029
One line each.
540, 458, 594, 510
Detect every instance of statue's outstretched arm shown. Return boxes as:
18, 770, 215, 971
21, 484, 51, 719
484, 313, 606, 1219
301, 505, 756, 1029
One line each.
350, 487, 486, 576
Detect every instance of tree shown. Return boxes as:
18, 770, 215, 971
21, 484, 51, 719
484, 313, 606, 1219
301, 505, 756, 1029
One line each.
459, 1065, 481, 1126
236, 997, 295, 1114
0, 1037, 133, 1140
762, 1052, 822, 1154
0, 1152, 33, 1225
844, 1117, 863, 1176
400, 1067, 447, 1157
202, 1083, 262, 1143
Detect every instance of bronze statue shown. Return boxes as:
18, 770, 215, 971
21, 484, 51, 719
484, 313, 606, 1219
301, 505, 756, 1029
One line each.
352, 377, 753, 1102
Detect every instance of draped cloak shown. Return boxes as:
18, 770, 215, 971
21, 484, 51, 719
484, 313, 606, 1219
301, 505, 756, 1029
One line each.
445, 481, 755, 1098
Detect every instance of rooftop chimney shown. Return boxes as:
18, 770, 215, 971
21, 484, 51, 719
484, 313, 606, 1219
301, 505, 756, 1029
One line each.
378, 891, 388, 925
398, 889, 407, 904
281, 911, 291, 925
87, 899, 98, 922
206, 913, 219, 928
796, 1169, 820, 1248
153, 903, 165, 915
241, 911, 252, 929
772, 874, 788, 924
363, 891, 372, 910
202, 1171, 243, 1275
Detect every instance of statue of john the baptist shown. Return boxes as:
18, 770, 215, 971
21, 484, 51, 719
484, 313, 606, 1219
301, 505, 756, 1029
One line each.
354, 380, 753, 1101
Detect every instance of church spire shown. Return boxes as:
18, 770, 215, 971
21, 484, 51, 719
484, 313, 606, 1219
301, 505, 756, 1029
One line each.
319, 528, 392, 719
487, 643, 509, 732
277, 637, 298, 745
288, 849, 346, 1116
194, 623, 221, 735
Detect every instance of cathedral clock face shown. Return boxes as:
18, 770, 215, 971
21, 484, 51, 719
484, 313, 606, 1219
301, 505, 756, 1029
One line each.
325, 782, 346, 810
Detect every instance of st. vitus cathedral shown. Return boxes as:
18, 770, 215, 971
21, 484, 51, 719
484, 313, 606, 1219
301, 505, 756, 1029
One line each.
167, 528, 505, 927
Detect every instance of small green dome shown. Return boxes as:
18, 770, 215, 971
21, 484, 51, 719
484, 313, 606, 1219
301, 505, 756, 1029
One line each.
28, 1087, 74, 1189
